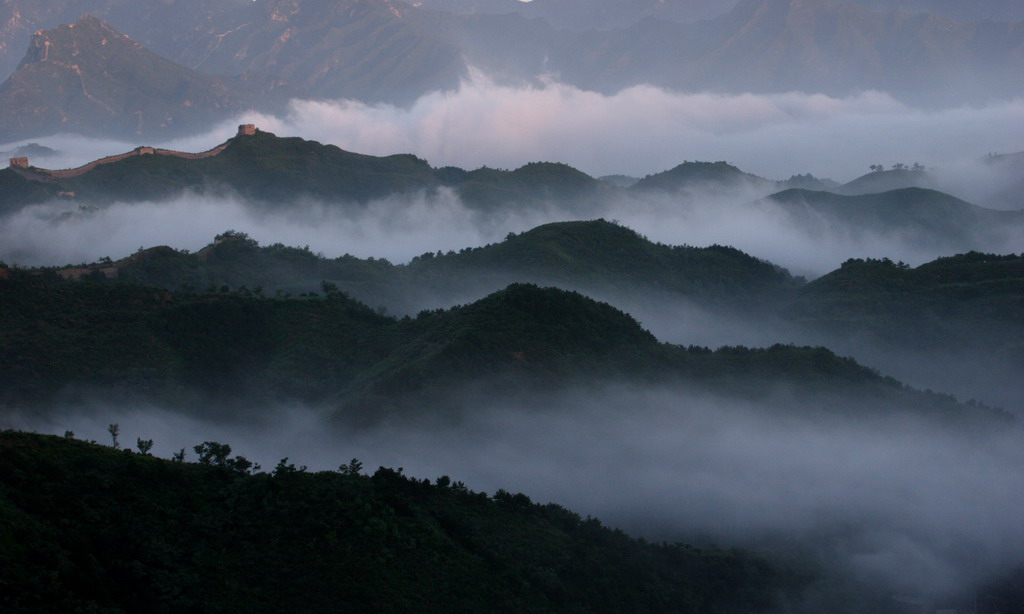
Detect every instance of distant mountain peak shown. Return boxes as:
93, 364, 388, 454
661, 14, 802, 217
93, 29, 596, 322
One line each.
0, 15, 276, 141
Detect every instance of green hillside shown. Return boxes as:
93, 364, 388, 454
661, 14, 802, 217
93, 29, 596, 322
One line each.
0, 169, 60, 215
790, 252, 1024, 349
56, 130, 440, 205
631, 161, 771, 193
402, 220, 798, 308
0, 268, 1008, 427
764, 187, 1024, 247
0, 430, 785, 613
3, 130, 613, 211
108, 221, 800, 315
45, 221, 1024, 400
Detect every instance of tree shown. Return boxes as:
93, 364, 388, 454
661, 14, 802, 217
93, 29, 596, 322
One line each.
108, 424, 120, 449
136, 438, 154, 455
339, 458, 363, 475
193, 441, 257, 473
274, 457, 307, 476
194, 441, 231, 466
321, 280, 340, 296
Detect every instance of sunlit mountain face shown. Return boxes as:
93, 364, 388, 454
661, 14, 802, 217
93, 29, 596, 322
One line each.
1, 1, 1022, 613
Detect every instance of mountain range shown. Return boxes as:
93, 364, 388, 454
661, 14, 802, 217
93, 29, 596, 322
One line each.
4, 216, 1021, 416
0, 0, 1022, 140
3, 128, 1019, 251
2, 2, 1023, 611
0, 15, 286, 142
2, 259, 1011, 427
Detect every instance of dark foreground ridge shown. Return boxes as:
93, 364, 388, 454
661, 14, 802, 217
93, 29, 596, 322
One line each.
0, 429, 785, 613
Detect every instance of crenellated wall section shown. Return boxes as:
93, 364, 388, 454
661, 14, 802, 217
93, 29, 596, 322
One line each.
9, 124, 257, 181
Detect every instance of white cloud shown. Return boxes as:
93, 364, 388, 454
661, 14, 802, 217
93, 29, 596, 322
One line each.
5, 73, 1021, 184
224, 73, 1024, 182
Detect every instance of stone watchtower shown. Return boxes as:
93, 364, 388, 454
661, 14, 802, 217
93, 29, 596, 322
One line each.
238, 124, 257, 136
9, 157, 29, 168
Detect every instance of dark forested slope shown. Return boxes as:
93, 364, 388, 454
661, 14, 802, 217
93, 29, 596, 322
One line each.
0, 430, 787, 613
0, 268, 1009, 427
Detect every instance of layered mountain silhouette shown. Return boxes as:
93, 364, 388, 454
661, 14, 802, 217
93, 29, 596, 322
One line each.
27, 220, 1022, 413
0, 0, 1022, 140
538, 0, 1024, 104
2, 129, 1019, 256
761, 187, 1024, 250
0, 127, 605, 210
1, 265, 1010, 425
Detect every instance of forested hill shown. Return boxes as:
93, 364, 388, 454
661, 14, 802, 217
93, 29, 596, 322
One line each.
630, 161, 772, 193
0, 129, 609, 212
108, 220, 800, 315
0, 429, 788, 613
102, 223, 1023, 359
0, 269, 1009, 427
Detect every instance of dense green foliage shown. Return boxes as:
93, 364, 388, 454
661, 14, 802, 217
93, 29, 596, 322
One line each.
0, 266, 1009, 426
405, 221, 797, 303
793, 252, 1024, 350
110, 220, 800, 316
103, 221, 1024, 371
0, 430, 790, 613
0, 168, 59, 215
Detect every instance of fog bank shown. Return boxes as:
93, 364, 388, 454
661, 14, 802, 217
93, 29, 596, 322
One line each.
5, 180, 1016, 279
10, 384, 1023, 607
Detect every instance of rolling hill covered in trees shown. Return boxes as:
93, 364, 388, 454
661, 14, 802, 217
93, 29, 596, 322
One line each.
1, 259, 1012, 428
0, 429, 789, 613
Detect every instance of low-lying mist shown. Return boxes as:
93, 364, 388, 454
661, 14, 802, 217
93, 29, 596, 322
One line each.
0, 189, 554, 268
3, 180, 1016, 281
11, 383, 1023, 609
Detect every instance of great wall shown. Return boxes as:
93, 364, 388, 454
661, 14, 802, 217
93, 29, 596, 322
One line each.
8, 124, 257, 183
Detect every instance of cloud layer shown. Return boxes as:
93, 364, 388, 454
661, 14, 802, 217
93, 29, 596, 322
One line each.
220, 73, 1024, 182
6, 74, 1022, 184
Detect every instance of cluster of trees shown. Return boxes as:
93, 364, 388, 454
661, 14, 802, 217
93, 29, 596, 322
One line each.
868, 162, 926, 172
